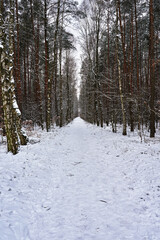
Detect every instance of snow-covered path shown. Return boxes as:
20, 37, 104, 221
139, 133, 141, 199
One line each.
0, 117, 160, 240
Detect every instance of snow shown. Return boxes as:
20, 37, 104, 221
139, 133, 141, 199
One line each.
12, 98, 21, 116
0, 43, 3, 49
0, 117, 160, 240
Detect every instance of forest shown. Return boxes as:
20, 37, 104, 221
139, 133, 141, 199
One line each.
79, 0, 160, 137
0, 1, 160, 239
0, 0, 160, 154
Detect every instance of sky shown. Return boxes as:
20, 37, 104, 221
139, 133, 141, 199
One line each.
76, 0, 83, 5
70, 0, 84, 98
65, 0, 84, 98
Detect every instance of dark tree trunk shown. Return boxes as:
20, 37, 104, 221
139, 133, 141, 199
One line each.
149, 0, 155, 137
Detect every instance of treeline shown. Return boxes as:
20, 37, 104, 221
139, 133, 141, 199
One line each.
79, 0, 160, 137
0, 0, 80, 153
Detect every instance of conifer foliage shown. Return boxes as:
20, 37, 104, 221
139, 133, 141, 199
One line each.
0, 0, 159, 153
79, 0, 160, 136
0, 0, 79, 153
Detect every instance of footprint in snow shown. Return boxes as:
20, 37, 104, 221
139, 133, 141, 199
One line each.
72, 162, 82, 166
67, 173, 74, 177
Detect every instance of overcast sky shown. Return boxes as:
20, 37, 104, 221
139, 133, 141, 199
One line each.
68, 0, 84, 97
77, 0, 83, 5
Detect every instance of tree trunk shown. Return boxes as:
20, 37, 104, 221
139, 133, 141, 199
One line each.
149, 0, 155, 137
0, 0, 27, 154
15, 0, 22, 111
128, 10, 134, 132
134, 0, 141, 130
35, 21, 43, 129
44, 0, 50, 131
116, 0, 127, 136
46, 0, 61, 131
59, 2, 65, 127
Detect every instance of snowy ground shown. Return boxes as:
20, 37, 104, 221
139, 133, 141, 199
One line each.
0, 117, 160, 240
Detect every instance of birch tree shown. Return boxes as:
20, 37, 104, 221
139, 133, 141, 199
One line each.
0, 0, 27, 154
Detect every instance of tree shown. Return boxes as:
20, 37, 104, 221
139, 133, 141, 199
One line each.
79, 0, 159, 137
0, 0, 27, 154
149, 0, 155, 137
116, 0, 127, 135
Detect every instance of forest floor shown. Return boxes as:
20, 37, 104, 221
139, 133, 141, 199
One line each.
0, 117, 160, 240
